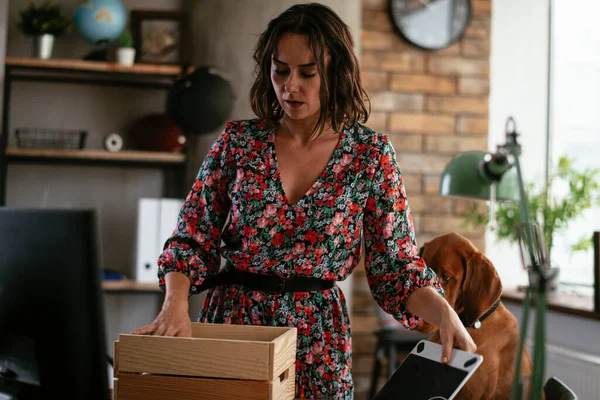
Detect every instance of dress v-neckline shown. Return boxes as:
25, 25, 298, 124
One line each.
269, 128, 346, 207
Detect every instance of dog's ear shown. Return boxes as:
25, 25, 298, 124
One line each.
462, 251, 502, 327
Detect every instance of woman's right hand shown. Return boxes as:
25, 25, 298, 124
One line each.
131, 271, 193, 337
131, 300, 192, 337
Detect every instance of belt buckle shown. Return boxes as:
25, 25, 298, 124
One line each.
276, 277, 286, 294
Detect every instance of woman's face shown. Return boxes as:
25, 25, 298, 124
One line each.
271, 33, 327, 122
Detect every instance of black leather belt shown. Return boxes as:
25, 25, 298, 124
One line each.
198, 268, 335, 294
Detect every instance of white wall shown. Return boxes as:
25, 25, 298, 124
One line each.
487, 0, 551, 289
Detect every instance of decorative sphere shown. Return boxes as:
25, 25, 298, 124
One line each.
72, 0, 127, 45
130, 114, 187, 152
167, 67, 235, 135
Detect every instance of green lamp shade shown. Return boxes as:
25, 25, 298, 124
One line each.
439, 151, 519, 202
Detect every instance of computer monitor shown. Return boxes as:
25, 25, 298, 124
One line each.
0, 208, 110, 400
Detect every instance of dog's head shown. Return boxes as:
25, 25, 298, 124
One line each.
417, 232, 502, 329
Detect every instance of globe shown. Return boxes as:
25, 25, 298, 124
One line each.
73, 0, 127, 46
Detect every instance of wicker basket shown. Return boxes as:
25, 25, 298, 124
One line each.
15, 128, 87, 150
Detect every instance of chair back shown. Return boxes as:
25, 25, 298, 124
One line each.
544, 376, 578, 400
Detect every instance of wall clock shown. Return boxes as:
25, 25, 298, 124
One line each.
389, 0, 472, 50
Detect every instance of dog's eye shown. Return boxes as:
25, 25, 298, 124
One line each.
441, 274, 451, 282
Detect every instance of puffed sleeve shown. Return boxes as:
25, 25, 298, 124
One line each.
157, 123, 234, 295
363, 136, 444, 329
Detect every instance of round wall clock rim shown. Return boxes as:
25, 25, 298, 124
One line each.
387, 0, 473, 51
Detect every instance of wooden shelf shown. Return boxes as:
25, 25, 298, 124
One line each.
4, 57, 194, 90
102, 280, 161, 292
5, 148, 185, 167
5, 57, 186, 77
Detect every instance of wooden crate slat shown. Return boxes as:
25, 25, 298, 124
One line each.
270, 328, 297, 381
115, 373, 268, 400
114, 364, 295, 400
270, 364, 296, 400
190, 322, 293, 341
117, 334, 272, 380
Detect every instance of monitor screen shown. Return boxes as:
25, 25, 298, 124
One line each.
0, 208, 110, 400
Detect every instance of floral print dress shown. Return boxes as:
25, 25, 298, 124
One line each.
157, 119, 443, 399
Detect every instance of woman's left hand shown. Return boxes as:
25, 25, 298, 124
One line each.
406, 287, 477, 364
438, 304, 477, 364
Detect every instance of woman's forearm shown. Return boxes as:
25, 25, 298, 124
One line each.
163, 271, 191, 311
406, 286, 451, 327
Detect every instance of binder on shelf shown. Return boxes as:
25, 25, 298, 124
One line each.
135, 198, 183, 283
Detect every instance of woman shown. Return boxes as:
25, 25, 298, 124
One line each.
132, 3, 476, 399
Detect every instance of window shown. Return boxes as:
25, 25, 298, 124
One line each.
548, 0, 600, 296
487, 0, 599, 312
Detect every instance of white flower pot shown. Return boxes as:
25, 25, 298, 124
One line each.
33, 34, 54, 59
116, 48, 136, 66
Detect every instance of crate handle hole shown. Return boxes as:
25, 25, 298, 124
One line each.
279, 369, 290, 383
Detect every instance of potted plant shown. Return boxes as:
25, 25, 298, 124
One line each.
116, 29, 136, 66
18, 1, 72, 59
462, 155, 600, 283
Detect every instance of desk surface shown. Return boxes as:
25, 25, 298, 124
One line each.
102, 280, 161, 292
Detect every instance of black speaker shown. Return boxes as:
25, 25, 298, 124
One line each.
167, 66, 235, 135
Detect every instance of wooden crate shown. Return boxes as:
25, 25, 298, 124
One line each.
113, 322, 297, 400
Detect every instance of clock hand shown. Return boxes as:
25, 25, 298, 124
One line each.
417, 0, 432, 9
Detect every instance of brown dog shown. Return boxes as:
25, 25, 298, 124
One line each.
417, 232, 536, 400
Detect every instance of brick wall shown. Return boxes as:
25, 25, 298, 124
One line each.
351, 1, 493, 398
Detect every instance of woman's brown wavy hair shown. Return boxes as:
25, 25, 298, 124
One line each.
249, 3, 370, 139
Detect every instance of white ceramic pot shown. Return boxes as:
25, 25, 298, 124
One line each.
33, 34, 54, 59
116, 47, 136, 66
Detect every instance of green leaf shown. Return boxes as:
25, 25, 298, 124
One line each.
18, 1, 72, 37
570, 234, 594, 254
118, 30, 133, 48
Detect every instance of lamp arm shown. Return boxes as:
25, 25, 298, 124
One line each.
505, 134, 542, 400
505, 135, 539, 274
499, 118, 548, 400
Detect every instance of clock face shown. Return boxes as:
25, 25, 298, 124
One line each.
389, 0, 471, 50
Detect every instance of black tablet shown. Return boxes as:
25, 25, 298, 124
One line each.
373, 340, 483, 400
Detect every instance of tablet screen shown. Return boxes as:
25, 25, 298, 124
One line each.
373, 354, 469, 400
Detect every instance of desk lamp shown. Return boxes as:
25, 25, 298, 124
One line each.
438, 117, 556, 400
